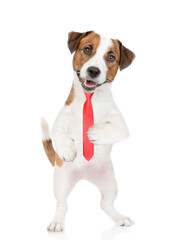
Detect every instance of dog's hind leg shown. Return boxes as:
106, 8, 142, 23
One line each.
90, 162, 134, 227
47, 165, 78, 232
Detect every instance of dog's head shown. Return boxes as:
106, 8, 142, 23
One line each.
68, 31, 135, 92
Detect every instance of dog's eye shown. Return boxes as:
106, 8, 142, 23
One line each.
107, 54, 116, 62
83, 46, 92, 55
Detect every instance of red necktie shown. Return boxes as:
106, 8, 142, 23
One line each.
83, 92, 94, 161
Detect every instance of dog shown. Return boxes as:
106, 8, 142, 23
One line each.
41, 31, 135, 232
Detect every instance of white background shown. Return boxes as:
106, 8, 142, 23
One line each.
0, 0, 190, 239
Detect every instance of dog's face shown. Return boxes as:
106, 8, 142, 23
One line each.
68, 31, 135, 92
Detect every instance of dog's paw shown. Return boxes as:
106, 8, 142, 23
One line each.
88, 123, 110, 144
47, 221, 64, 232
57, 138, 77, 162
116, 217, 134, 227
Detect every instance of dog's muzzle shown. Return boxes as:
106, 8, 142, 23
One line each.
77, 69, 106, 92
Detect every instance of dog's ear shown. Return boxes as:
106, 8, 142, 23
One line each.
68, 31, 94, 54
118, 41, 135, 71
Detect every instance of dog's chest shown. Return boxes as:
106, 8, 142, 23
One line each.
67, 98, 112, 166
68, 98, 110, 142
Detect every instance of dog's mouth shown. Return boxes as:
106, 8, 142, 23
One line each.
80, 78, 97, 91
77, 70, 108, 91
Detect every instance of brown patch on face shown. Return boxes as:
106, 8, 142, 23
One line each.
73, 32, 100, 71
42, 139, 63, 167
104, 39, 120, 83
65, 84, 74, 105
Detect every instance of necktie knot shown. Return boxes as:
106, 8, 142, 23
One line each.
84, 92, 94, 101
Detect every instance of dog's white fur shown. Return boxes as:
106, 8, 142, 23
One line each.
42, 36, 133, 232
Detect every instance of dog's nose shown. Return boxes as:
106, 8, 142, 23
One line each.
87, 67, 101, 78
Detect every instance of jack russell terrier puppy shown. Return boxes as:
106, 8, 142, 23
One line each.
41, 31, 135, 232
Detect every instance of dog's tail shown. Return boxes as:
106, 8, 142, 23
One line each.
41, 117, 63, 167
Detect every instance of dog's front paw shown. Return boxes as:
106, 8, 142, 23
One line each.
57, 138, 77, 162
88, 123, 110, 144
